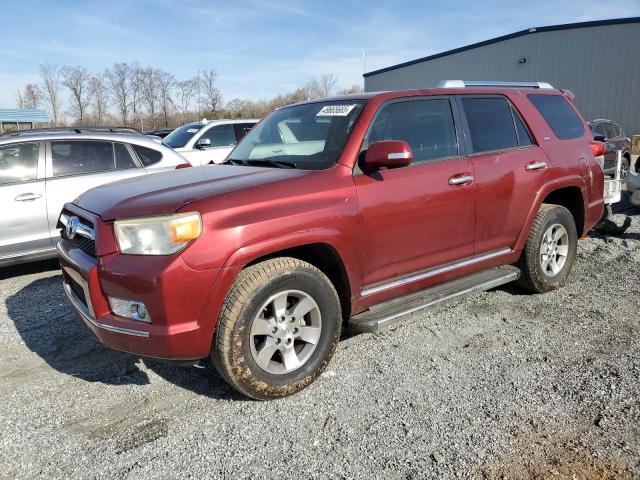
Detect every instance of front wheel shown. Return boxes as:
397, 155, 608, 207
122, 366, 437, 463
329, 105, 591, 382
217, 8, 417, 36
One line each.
212, 257, 342, 400
517, 204, 578, 293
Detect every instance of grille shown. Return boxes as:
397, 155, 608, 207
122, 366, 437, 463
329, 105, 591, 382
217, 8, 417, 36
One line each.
60, 210, 96, 257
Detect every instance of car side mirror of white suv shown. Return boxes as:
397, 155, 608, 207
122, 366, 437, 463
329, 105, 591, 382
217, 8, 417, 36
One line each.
196, 138, 212, 149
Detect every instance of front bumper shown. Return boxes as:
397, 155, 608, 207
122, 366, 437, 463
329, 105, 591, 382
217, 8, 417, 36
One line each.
57, 238, 224, 360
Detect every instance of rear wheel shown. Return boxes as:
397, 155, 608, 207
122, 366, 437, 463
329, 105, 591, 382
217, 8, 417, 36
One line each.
212, 257, 342, 400
517, 204, 578, 293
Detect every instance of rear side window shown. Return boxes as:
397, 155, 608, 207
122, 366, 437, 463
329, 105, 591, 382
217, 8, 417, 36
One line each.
114, 143, 137, 170
52, 141, 114, 177
528, 94, 584, 140
132, 145, 163, 166
233, 123, 255, 142
367, 98, 458, 164
462, 97, 518, 153
0, 142, 39, 185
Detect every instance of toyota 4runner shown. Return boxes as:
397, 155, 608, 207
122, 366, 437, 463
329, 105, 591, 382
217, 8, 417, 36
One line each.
57, 81, 604, 399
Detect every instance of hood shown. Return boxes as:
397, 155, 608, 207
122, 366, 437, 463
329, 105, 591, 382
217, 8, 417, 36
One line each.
75, 165, 311, 220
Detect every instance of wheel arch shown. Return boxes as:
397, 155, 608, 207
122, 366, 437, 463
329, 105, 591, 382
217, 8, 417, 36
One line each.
224, 234, 356, 320
515, 180, 587, 251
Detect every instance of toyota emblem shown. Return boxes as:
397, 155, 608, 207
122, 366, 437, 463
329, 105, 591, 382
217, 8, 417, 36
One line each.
66, 216, 79, 239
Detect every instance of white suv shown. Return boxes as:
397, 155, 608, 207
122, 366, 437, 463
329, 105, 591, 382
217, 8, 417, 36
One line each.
162, 119, 258, 166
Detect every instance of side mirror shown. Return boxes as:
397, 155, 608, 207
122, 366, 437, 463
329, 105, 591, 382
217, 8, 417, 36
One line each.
593, 134, 606, 142
196, 138, 212, 149
363, 140, 413, 170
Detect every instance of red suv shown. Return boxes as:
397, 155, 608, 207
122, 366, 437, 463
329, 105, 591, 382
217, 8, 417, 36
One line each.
57, 81, 604, 399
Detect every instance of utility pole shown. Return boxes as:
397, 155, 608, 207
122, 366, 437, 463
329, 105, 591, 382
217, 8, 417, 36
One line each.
197, 69, 201, 120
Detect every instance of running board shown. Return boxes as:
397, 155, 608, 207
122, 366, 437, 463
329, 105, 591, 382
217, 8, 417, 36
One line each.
348, 266, 520, 333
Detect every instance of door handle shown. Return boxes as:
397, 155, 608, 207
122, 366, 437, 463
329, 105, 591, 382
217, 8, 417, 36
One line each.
525, 161, 547, 171
448, 175, 474, 186
15, 193, 42, 202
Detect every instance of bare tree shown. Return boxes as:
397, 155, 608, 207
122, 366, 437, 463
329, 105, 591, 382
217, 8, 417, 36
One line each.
38, 63, 62, 125
129, 62, 145, 130
175, 78, 197, 123
15, 90, 24, 109
319, 73, 338, 97
141, 68, 160, 130
23, 84, 41, 109
105, 62, 131, 125
89, 75, 109, 126
199, 69, 222, 115
337, 84, 363, 95
61, 65, 92, 125
157, 71, 175, 127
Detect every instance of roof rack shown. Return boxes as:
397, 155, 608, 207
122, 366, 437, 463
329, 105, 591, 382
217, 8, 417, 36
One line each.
437, 80, 554, 89
0, 126, 143, 137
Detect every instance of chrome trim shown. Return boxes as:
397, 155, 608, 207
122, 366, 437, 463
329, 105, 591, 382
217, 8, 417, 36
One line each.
448, 175, 474, 185
361, 248, 513, 297
63, 282, 149, 338
388, 151, 411, 160
525, 161, 548, 171
61, 266, 95, 318
372, 270, 520, 327
60, 214, 95, 240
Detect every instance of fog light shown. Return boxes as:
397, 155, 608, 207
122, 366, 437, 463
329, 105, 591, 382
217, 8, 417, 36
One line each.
108, 297, 151, 323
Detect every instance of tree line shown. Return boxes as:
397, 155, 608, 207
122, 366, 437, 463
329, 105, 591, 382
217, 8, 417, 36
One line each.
15, 63, 362, 131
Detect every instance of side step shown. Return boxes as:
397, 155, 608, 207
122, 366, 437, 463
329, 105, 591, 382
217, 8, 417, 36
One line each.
348, 266, 520, 333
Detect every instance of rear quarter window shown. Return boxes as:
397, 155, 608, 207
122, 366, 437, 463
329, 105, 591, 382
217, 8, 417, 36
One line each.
132, 144, 163, 166
528, 94, 584, 140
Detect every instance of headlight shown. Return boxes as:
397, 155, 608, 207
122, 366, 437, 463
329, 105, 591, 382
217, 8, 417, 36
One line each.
114, 212, 202, 255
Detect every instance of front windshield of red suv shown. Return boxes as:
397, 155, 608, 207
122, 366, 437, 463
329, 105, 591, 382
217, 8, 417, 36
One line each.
228, 100, 366, 170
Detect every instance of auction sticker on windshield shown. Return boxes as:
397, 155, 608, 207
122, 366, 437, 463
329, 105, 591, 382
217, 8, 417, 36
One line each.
317, 105, 357, 116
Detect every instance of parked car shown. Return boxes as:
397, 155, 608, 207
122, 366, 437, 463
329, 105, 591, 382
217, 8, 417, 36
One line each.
588, 119, 632, 176
0, 129, 190, 267
57, 81, 604, 400
145, 128, 174, 139
162, 119, 258, 166
627, 169, 640, 207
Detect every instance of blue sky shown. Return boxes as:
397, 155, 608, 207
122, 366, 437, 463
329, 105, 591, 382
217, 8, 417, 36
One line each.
1, 0, 639, 108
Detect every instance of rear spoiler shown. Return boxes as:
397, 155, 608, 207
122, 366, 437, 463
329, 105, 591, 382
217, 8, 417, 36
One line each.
561, 89, 576, 102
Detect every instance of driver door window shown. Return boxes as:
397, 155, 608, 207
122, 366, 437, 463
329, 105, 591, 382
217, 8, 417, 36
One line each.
200, 124, 237, 148
366, 99, 459, 164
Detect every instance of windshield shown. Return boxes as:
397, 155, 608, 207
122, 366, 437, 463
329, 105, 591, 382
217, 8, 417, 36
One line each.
229, 100, 365, 169
163, 124, 204, 148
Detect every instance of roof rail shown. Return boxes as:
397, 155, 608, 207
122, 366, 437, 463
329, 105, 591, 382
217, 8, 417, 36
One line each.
0, 126, 143, 137
437, 80, 554, 89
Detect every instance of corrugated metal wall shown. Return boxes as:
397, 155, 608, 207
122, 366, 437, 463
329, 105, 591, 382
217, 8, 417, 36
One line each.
364, 23, 640, 135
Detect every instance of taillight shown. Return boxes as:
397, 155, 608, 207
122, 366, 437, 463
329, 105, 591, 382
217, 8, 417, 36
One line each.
589, 140, 605, 157
175, 163, 191, 169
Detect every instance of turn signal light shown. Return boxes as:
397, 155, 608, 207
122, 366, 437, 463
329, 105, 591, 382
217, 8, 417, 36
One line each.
589, 140, 605, 157
175, 163, 191, 169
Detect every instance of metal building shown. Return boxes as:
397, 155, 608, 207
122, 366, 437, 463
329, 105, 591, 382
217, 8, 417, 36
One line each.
364, 17, 640, 135
0, 108, 50, 133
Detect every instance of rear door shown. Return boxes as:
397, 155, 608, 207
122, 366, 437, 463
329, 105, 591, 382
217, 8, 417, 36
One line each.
0, 141, 51, 261
45, 140, 144, 237
354, 96, 476, 288
459, 95, 550, 253
602, 122, 619, 172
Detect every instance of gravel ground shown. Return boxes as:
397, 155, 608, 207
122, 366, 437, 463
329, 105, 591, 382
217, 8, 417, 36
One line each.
1, 196, 639, 480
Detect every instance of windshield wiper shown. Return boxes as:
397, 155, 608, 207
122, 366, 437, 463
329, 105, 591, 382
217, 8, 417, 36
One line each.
244, 159, 297, 169
224, 158, 247, 166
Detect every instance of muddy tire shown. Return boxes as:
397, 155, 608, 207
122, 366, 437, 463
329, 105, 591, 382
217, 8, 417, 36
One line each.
212, 257, 342, 400
517, 204, 578, 293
